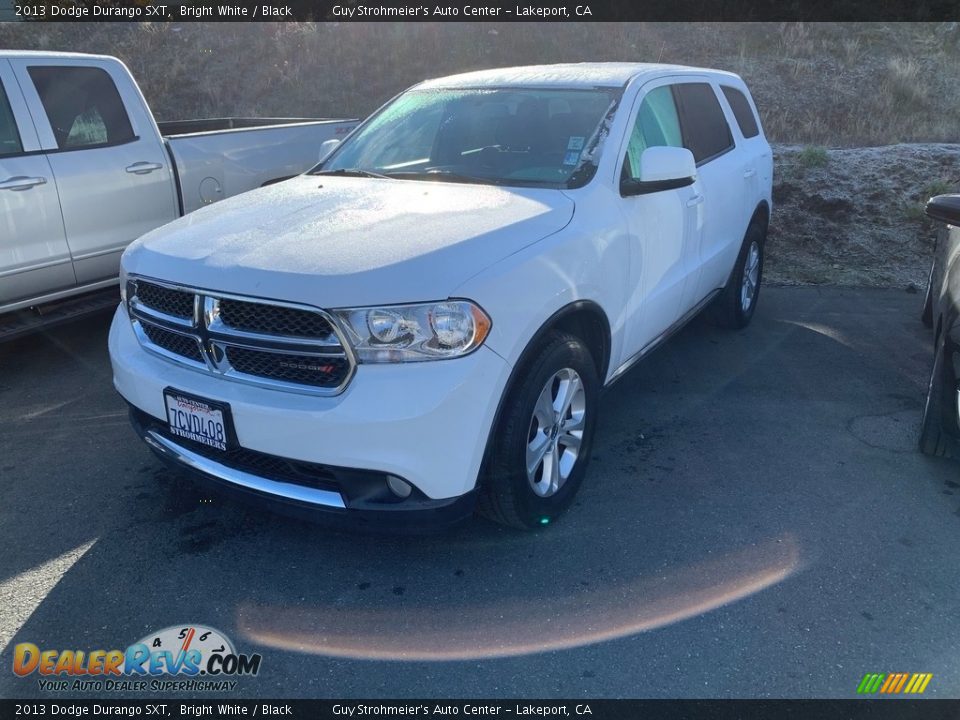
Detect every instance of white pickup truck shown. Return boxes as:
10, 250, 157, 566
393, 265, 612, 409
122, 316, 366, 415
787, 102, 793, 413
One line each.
0, 51, 357, 339
109, 63, 772, 530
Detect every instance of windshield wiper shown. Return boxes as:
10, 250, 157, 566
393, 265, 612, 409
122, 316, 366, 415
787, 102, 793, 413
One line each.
312, 168, 392, 179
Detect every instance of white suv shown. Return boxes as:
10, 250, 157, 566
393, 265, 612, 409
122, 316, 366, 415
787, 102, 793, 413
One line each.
109, 63, 772, 529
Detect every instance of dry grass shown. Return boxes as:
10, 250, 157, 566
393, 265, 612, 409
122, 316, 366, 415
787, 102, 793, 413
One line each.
2, 22, 960, 146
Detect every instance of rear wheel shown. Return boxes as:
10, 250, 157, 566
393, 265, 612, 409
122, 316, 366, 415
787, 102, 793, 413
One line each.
919, 339, 955, 457
477, 332, 599, 529
713, 220, 766, 329
921, 260, 935, 328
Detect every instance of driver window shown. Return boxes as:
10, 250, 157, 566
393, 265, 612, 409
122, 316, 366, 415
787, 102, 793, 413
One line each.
622, 86, 683, 181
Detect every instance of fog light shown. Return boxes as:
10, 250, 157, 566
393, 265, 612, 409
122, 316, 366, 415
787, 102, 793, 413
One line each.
386, 475, 412, 499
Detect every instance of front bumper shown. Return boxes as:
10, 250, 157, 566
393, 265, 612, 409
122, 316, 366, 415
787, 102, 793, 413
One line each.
109, 305, 511, 522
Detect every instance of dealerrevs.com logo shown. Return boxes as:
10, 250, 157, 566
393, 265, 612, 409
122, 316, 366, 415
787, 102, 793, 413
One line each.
13, 625, 262, 693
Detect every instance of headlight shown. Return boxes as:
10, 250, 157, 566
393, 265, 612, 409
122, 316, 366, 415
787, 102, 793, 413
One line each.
333, 300, 491, 363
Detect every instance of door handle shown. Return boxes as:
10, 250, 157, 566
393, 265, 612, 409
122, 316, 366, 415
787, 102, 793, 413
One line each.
686, 194, 704, 208
0, 176, 47, 191
125, 162, 164, 175
743, 169, 756, 179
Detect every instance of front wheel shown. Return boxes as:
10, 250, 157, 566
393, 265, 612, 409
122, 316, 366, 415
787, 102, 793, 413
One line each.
713, 221, 765, 329
477, 332, 599, 529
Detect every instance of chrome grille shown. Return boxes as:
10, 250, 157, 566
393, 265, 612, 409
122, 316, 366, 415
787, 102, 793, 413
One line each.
219, 299, 334, 338
134, 281, 194, 320
140, 323, 204, 364
127, 278, 355, 395
226, 347, 351, 387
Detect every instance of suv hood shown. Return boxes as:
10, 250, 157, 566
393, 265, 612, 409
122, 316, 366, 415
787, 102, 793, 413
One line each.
123, 175, 574, 308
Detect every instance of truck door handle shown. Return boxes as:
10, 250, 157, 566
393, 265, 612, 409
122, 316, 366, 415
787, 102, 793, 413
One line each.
743, 169, 756, 179
126, 162, 164, 175
686, 194, 704, 207
0, 176, 47, 191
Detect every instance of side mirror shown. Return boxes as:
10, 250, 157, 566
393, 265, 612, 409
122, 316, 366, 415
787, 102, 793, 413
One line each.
926, 194, 960, 226
318, 138, 341, 163
621, 146, 697, 197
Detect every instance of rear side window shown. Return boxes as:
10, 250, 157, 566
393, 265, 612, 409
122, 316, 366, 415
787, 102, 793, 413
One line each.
721, 86, 760, 139
622, 86, 683, 181
672, 83, 734, 164
0, 82, 23, 157
28, 66, 135, 150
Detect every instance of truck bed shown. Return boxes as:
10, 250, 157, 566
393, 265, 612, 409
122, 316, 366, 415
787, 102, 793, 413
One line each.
163, 117, 358, 214
157, 117, 352, 136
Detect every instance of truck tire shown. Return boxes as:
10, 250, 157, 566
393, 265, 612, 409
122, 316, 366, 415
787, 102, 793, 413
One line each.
713, 220, 766, 329
921, 260, 935, 328
919, 339, 954, 457
477, 332, 599, 529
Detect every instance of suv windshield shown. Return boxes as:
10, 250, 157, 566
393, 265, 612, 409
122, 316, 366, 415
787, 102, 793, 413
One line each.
316, 87, 622, 189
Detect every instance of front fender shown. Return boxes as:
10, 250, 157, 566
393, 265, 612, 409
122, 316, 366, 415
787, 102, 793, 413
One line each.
454, 220, 629, 379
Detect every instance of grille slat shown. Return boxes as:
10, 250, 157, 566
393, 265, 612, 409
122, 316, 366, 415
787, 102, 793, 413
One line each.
141, 323, 204, 363
226, 347, 349, 388
135, 282, 194, 320
130, 280, 353, 394
219, 299, 334, 338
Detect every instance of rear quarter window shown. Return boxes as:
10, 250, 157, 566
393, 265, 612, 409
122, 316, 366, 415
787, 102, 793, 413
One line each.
28, 66, 135, 150
721, 86, 760, 139
672, 83, 734, 164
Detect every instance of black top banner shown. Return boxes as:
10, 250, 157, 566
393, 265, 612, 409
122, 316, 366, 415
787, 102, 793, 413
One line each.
2, 700, 960, 720
8, 0, 960, 22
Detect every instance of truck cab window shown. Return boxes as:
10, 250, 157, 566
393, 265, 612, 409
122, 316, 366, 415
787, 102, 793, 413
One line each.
0, 83, 23, 157
622, 86, 683, 181
27, 66, 135, 150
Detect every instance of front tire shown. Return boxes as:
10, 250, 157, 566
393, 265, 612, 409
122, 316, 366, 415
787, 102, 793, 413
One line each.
714, 220, 766, 329
477, 332, 599, 529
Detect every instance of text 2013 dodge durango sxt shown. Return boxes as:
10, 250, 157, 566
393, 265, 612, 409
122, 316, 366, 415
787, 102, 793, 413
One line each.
109, 63, 773, 529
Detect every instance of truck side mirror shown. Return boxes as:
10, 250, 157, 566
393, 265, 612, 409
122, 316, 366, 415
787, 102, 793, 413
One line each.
621, 146, 697, 197
926, 194, 960, 226
318, 138, 341, 163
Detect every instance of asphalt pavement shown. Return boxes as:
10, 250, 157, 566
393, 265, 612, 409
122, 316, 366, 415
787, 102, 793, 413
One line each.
2, 286, 959, 699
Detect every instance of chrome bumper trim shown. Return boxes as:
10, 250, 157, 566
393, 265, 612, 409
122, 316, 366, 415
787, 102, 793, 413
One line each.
144, 430, 347, 509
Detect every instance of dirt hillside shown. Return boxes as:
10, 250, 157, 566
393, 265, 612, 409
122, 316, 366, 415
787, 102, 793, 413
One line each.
2, 23, 959, 288
768, 144, 960, 287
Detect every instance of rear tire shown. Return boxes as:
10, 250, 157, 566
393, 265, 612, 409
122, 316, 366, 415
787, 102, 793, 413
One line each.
919, 339, 954, 457
477, 332, 599, 529
921, 260, 935, 328
713, 220, 766, 329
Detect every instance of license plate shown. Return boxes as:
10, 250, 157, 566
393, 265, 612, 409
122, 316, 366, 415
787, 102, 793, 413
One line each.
163, 389, 232, 452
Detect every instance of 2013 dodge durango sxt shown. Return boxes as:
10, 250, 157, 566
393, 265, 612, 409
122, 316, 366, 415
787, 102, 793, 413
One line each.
109, 63, 773, 529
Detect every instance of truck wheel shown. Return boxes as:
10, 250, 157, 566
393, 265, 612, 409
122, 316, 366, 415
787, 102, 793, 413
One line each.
714, 221, 765, 329
921, 260, 935, 328
477, 332, 599, 529
919, 339, 954, 457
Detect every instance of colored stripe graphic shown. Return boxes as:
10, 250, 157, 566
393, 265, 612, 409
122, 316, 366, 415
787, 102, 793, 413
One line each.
905, 673, 933, 694
894, 673, 909, 693
857, 674, 885, 694
857, 673, 932, 694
